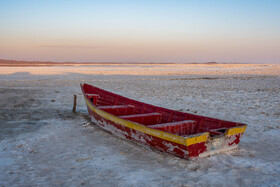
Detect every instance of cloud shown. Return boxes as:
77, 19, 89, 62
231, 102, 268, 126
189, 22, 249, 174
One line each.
39, 45, 103, 49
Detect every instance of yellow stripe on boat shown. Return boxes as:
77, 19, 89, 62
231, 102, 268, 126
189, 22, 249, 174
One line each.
226, 125, 247, 136
85, 98, 209, 147
186, 134, 209, 146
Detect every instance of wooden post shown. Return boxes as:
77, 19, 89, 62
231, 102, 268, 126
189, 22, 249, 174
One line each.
73, 95, 77, 113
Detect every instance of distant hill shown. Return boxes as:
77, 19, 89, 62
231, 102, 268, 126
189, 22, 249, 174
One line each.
0, 59, 220, 67
0, 59, 59, 66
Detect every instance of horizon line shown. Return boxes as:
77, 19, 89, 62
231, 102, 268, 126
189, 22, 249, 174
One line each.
0, 58, 278, 65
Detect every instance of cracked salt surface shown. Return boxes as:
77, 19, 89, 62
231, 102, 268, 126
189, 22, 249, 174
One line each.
0, 64, 280, 186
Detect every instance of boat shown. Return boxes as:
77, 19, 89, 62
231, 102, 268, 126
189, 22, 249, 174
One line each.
81, 83, 247, 159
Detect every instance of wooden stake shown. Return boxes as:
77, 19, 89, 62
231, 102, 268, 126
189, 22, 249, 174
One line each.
73, 95, 77, 113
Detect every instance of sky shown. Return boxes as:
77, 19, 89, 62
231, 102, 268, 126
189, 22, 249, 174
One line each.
0, 0, 279, 63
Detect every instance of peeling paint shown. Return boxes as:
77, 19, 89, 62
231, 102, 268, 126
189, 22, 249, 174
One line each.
82, 84, 247, 159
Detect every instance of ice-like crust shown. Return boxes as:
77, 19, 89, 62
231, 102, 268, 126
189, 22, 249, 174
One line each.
1, 64, 280, 186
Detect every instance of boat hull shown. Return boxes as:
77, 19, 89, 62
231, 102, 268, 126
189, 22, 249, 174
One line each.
81, 84, 247, 159
84, 97, 246, 159
86, 105, 207, 158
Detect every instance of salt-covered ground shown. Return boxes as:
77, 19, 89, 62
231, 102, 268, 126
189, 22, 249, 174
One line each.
0, 64, 279, 186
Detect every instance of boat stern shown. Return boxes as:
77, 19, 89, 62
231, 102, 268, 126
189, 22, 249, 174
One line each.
198, 125, 247, 157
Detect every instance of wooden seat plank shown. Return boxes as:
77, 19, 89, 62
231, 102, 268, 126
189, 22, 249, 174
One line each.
120, 112, 162, 126
149, 120, 196, 135
98, 105, 135, 116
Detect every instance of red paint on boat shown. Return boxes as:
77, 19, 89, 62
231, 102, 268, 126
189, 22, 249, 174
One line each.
81, 83, 247, 159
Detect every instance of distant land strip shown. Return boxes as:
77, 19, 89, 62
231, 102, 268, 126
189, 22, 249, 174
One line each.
0, 59, 224, 67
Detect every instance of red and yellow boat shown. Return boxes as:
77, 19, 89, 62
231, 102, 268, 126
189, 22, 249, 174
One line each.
81, 83, 247, 159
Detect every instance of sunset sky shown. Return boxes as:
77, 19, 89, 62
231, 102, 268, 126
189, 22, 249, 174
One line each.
0, 0, 279, 63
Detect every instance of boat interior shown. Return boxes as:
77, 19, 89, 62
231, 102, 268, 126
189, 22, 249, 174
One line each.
83, 84, 243, 138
